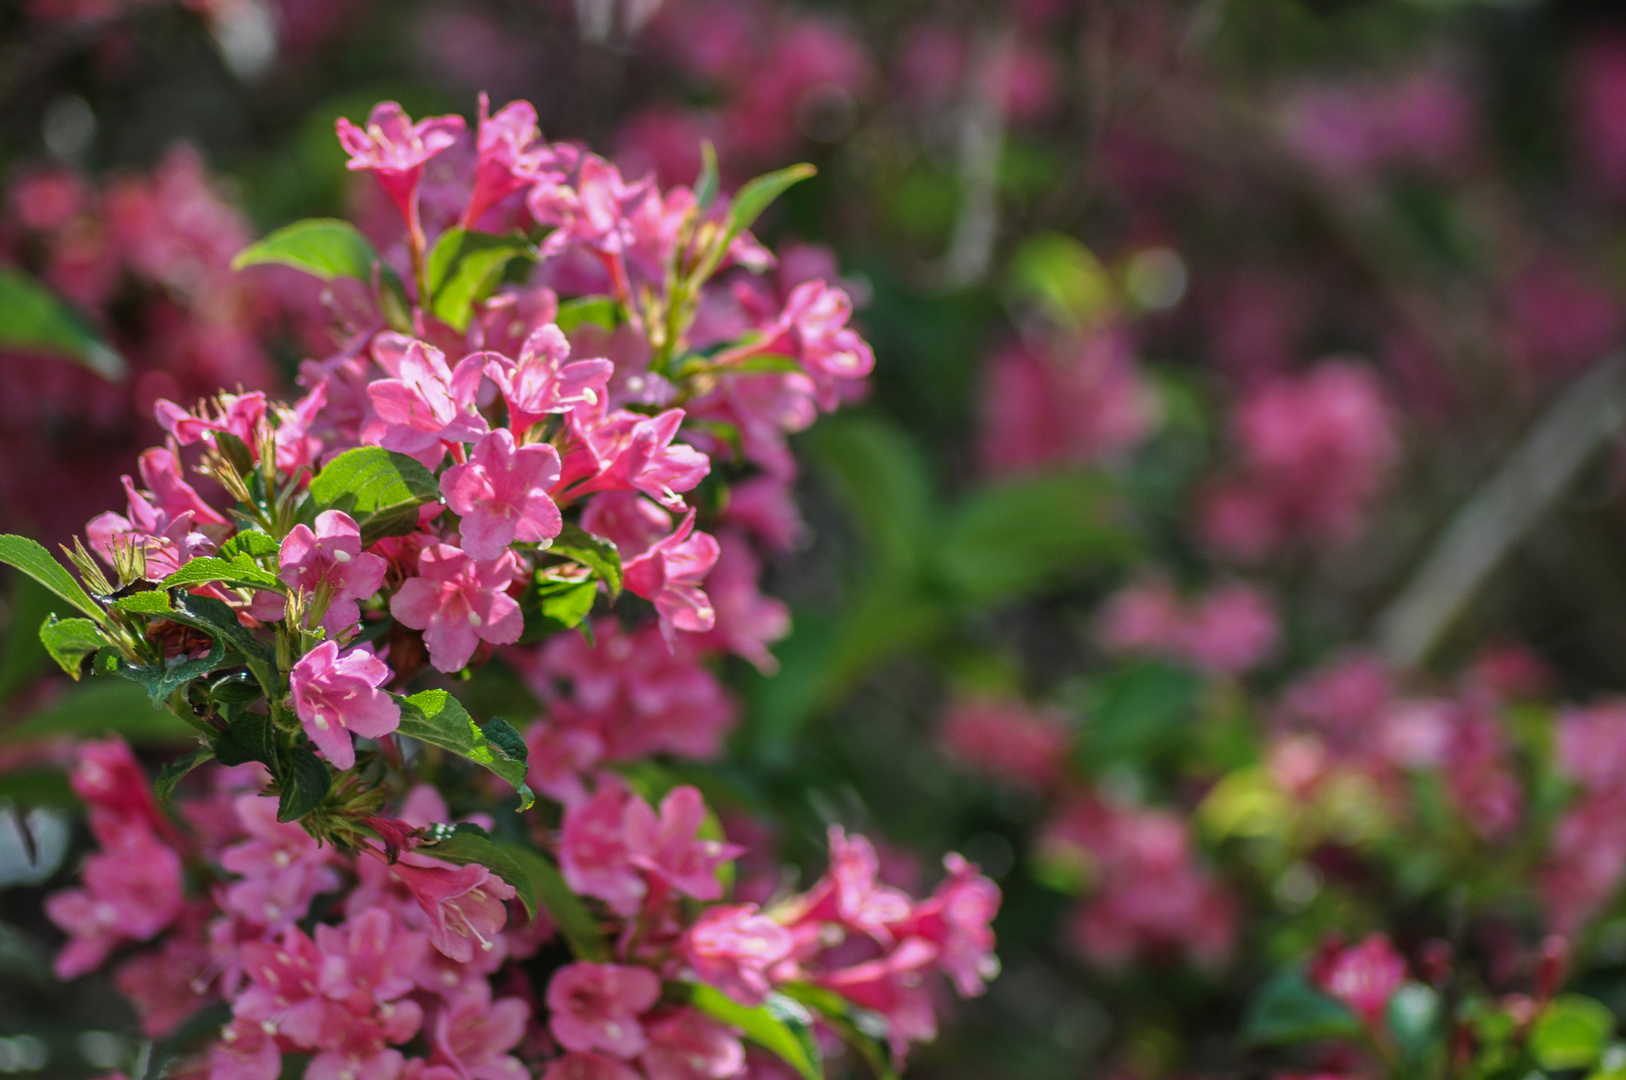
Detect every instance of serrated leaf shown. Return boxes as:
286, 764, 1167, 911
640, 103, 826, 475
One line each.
418, 824, 536, 918
112, 591, 175, 615
426, 229, 531, 333
685, 984, 822, 1080
549, 523, 622, 600
554, 296, 618, 333
216, 710, 276, 770
724, 164, 816, 246
0, 268, 125, 380
1241, 971, 1363, 1046
395, 690, 534, 810
277, 745, 331, 822
0, 534, 107, 626
308, 447, 442, 546
218, 532, 282, 561
165, 591, 278, 696
498, 842, 609, 960
38, 615, 108, 679
155, 745, 215, 802
160, 555, 284, 593
232, 219, 380, 282
2, 678, 192, 745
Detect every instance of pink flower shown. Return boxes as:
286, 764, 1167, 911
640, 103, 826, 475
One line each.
440, 429, 563, 560
694, 533, 790, 673
546, 962, 662, 1058
463, 94, 570, 230
390, 545, 523, 672
482, 325, 612, 434
45, 826, 184, 978
155, 391, 267, 450
896, 854, 1000, 998
313, 908, 426, 1017
70, 737, 171, 846
527, 155, 652, 254
390, 860, 516, 963
220, 795, 341, 927
640, 1009, 746, 1080
541, 1055, 641, 1080
209, 1018, 283, 1080
938, 699, 1069, 790
559, 784, 645, 917
278, 510, 388, 636
623, 512, 721, 639
336, 103, 466, 230
431, 981, 530, 1080
290, 641, 401, 771
626, 786, 744, 901
1309, 934, 1407, 1028
524, 720, 604, 808
1098, 579, 1277, 676
767, 281, 874, 410
138, 446, 226, 528
679, 905, 794, 1006
365, 342, 489, 467
560, 408, 710, 511
818, 938, 941, 1062
786, 828, 912, 942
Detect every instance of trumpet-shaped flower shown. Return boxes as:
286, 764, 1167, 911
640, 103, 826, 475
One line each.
440, 429, 563, 560
289, 642, 400, 771
389, 545, 523, 672
279, 510, 387, 636
545, 962, 661, 1058
336, 103, 465, 228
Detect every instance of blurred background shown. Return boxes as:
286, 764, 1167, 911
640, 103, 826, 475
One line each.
11, 0, 1626, 1077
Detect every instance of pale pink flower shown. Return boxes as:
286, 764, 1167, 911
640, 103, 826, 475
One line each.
559, 784, 645, 917
336, 103, 466, 229
290, 641, 400, 771
623, 511, 721, 639
679, 905, 794, 1006
313, 909, 427, 1016
431, 981, 530, 1080
640, 1009, 746, 1080
365, 342, 489, 467
546, 961, 662, 1058
721, 473, 805, 553
138, 446, 227, 528
523, 719, 604, 808
1179, 584, 1279, 675
87, 475, 216, 580
209, 1018, 282, 1080
580, 490, 673, 561
278, 510, 388, 635
441, 428, 563, 560
70, 737, 171, 846
45, 826, 184, 978
1309, 934, 1407, 1028
463, 94, 571, 230
114, 925, 213, 1037
785, 828, 912, 943
560, 408, 711, 511
481, 324, 612, 434
390, 545, 523, 672
626, 786, 744, 901
390, 860, 516, 963
541, 1054, 641, 1080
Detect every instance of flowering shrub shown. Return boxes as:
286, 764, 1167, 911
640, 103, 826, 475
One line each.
0, 98, 998, 1080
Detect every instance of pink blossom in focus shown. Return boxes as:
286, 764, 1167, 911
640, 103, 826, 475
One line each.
623, 511, 721, 639
546, 961, 662, 1058
365, 342, 489, 467
336, 103, 466, 230
390, 545, 523, 672
290, 641, 400, 771
482, 324, 613, 435
440, 428, 563, 560
278, 510, 387, 636
430, 980, 529, 1080
463, 94, 570, 230
390, 860, 515, 963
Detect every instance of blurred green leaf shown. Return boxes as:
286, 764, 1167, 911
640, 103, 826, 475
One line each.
4, 678, 192, 744
1007, 233, 1117, 331
808, 415, 933, 573
725, 163, 816, 246
0, 268, 125, 380
555, 296, 618, 333
684, 984, 822, 1080
0, 576, 55, 701
498, 841, 610, 960
1084, 661, 1204, 767
1387, 982, 1442, 1071
1242, 971, 1363, 1046
1532, 995, 1616, 1071
232, 218, 380, 281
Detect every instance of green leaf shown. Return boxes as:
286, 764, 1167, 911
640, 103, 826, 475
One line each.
1006, 232, 1116, 331
101, 639, 231, 707
934, 471, 1135, 603
276, 745, 331, 823
1386, 982, 1442, 1071
0, 576, 55, 702
725, 164, 816, 245
154, 745, 215, 802
0, 268, 125, 380
523, 575, 598, 640
425, 229, 531, 332
777, 983, 895, 1080
549, 523, 622, 601
497, 842, 610, 960
164, 591, 278, 697
0, 535, 107, 625
1084, 661, 1204, 768
308, 447, 442, 546
159, 555, 284, 593
695, 140, 720, 209
395, 690, 534, 810
112, 591, 175, 615
684, 984, 822, 1080
0, 769, 76, 807
3, 678, 193, 745
232, 219, 381, 282
418, 823, 536, 918
677, 352, 805, 379
554, 296, 618, 333
38, 615, 108, 679
1532, 995, 1616, 1071
216, 710, 277, 770
807, 418, 933, 575
1241, 971, 1363, 1046
218, 531, 282, 561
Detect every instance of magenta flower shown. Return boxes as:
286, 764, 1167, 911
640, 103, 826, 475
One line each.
441, 429, 563, 560
431, 981, 529, 1080
463, 94, 572, 230
895, 854, 1001, 998
541, 1054, 641, 1080
560, 408, 711, 510
786, 827, 911, 942
545, 961, 662, 1058
693, 532, 790, 673
625, 785, 743, 902
623, 512, 720, 639
154, 390, 268, 450
312, 909, 426, 1016
220, 795, 341, 927
482, 325, 613, 434
389, 545, 523, 672
640, 1009, 745, 1080
818, 938, 941, 1062
138, 446, 227, 528
336, 103, 465, 231
390, 860, 516, 963
289, 641, 401, 771
559, 783, 645, 917
1309, 933, 1407, 1028
44, 826, 183, 978
527, 155, 651, 254
679, 905, 794, 1006
278, 510, 387, 636
365, 341, 489, 468
769, 281, 875, 410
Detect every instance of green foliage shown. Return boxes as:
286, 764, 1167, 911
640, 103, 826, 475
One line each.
307, 447, 442, 546
2, 678, 193, 745
0, 268, 125, 380
683, 983, 823, 1080
498, 842, 610, 960
1241, 972, 1363, 1046
276, 745, 332, 822
425, 228, 533, 331
394, 690, 535, 810
159, 555, 284, 593
554, 296, 618, 333
0, 535, 107, 625
548, 523, 623, 600
418, 823, 537, 918
724, 163, 817, 247
154, 745, 215, 802
232, 218, 380, 281
37, 615, 107, 678
96, 638, 230, 708
1531, 995, 1617, 1071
